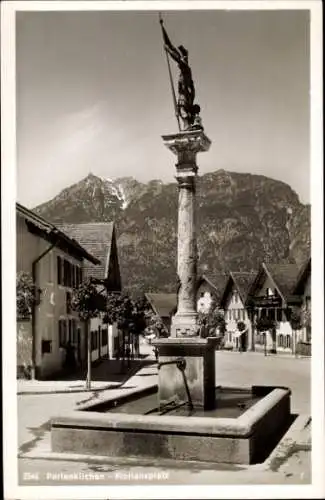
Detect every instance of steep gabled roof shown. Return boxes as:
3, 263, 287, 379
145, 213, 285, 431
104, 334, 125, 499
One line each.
231, 272, 257, 303
219, 272, 256, 309
264, 263, 300, 300
197, 272, 229, 302
16, 203, 100, 265
246, 262, 300, 304
293, 257, 311, 295
58, 223, 115, 281
145, 293, 177, 319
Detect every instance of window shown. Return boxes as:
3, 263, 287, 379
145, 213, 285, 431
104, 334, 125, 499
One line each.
72, 320, 78, 344
42, 340, 52, 354
68, 319, 72, 342
73, 266, 78, 288
62, 260, 74, 287
278, 334, 284, 347
66, 292, 72, 314
63, 260, 68, 286
268, 309, 275, 321
71, 265, 75, 288
57, 256, 62, 285
286, 335, 291, 349
59, 319, 67, 347
102, 329, 108, 346
91, 331, 98, 351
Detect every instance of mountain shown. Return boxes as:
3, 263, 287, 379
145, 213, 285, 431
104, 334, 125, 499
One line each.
33, 171, 311, 293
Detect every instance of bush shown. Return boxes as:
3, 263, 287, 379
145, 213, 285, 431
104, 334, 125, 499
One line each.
237, 321, 246, 332
16, 271, 41, 320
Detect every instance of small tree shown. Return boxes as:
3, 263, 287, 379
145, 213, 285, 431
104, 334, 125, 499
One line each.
16, 271, 42, 320
129, 295, 148, 357
145, 312, 168, 339
105, 292, 147, 363
237, 321, 247, 352
289, 307, 303, 356
255, 316, 277, 354
198, 307, 226, 339
71, 278, 104, 388
301, 304, 311, 342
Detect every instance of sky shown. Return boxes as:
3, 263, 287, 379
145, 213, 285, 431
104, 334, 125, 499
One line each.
16, 8, 310, 207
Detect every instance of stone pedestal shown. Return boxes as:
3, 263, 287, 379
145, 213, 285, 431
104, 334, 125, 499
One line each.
152, 337, 217, 410
162, 130, 211, 337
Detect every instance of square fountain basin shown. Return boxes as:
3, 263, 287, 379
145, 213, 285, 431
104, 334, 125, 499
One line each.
51, 385, 291, 465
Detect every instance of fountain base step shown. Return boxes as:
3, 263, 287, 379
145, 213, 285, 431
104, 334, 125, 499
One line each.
51, 385, 292, 465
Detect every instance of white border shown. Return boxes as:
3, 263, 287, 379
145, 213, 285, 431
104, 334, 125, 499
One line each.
1, 1, 324, 499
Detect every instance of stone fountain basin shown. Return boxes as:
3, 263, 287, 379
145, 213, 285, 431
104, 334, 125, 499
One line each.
51, 384, 292, 465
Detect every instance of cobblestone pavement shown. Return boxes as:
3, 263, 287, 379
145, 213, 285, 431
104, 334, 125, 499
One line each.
16, 351, 311, 487
213, 351, 310, 414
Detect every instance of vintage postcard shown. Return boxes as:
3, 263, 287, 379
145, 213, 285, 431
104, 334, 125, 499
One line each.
1, 0, 324, 499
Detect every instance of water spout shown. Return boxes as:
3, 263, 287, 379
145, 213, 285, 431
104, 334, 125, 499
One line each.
157, 357, 193, 412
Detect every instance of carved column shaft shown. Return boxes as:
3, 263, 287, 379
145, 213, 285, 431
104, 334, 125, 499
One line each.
176, 172, 197, 315
162, 130, 211, 337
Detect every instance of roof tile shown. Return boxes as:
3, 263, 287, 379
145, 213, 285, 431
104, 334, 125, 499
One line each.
58, 223, 114, 280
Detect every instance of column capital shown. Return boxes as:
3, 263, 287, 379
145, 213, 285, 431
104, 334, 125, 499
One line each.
162, 130, 211, 157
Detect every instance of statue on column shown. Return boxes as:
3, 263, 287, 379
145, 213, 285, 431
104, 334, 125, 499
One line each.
160, 18, 203, 131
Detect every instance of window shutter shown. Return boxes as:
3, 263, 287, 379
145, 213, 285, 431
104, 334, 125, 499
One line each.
57, 256, 62, 285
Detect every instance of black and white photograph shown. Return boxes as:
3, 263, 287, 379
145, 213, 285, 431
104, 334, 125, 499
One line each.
1, 0, 324, 498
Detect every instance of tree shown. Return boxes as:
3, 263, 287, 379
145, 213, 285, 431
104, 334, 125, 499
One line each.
198, 307, 226, 339
71, 278, 104, 389
237, 321, 247, 352
255, 315, 277, 354
16, 271, 42, 320
145, 312, 169, 339
301, 303, 311, 342
128, 295, 148, 357
104, 292, 148, 363
289, 307, 303, 356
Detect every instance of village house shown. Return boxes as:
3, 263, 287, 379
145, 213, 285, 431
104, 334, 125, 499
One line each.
292, 257, 311, 351
145, 293, 177, 334
245, 262, 301, 354
196, 274, 227, 313
16, 203, 100, 379
219, 272, 256, 351
58, 223, 122, 361
145, 274, 227, 336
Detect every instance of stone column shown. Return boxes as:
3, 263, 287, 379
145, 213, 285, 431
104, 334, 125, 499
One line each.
162, 130, 211, 337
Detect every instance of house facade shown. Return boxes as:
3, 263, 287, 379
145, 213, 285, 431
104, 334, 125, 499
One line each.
219, 272, 256, 351
196, 275, 222, 313
145, 293, 177, 335
59, 223, 122, 360
196, 273, 228, 313
16, 203, 99, 379
292, 258, 311, 346
246, 263, 301, 354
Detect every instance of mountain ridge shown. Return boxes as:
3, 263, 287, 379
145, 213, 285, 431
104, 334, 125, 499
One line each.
33, 170, 311, 294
